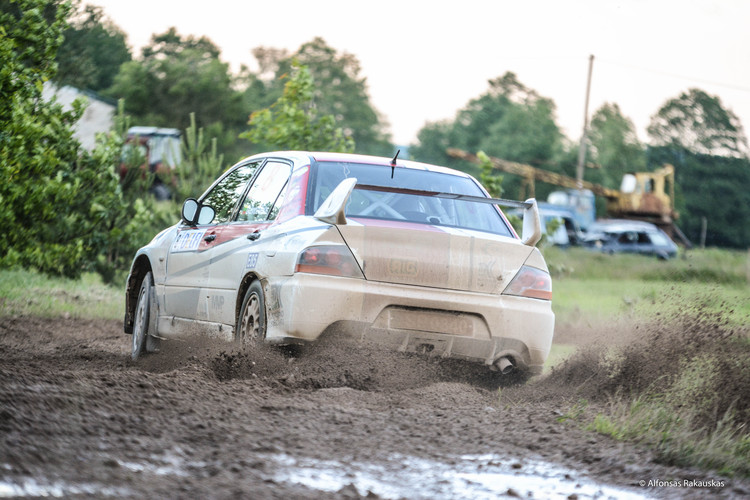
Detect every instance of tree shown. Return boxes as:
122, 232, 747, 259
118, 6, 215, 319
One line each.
106, 28, 242, 134
410, 120, 455, 167
649, 147, 750, 249
55, 0, 131, 91
411, 72, 571, 199
258, 38, 392, 155
587, 103, 646, 188
0, 0, 124, 278
479, 93, 563, 167
175, 112, 226, 200
414, 72, 566, 168
240, 62, 354, 152
647, 88, 748, 158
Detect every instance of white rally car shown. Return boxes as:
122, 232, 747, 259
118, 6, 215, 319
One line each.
124, 151, 554, 379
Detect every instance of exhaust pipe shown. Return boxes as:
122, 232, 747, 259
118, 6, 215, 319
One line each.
494, 356, 515, 375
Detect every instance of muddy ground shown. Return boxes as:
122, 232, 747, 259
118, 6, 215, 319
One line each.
1, 316, 748, 499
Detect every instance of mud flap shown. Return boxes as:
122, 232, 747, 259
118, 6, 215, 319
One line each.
145, 281, 161, 352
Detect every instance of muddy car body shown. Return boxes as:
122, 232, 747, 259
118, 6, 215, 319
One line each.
124, 152, 555, 377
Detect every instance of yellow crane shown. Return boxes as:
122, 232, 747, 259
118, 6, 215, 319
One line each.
447, 148, 690, 245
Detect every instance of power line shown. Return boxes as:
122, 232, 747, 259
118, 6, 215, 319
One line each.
597, 58, 750, 93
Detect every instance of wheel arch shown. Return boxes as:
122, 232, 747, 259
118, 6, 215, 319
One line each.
235, 271, 262, 327
124, 255, 154, 334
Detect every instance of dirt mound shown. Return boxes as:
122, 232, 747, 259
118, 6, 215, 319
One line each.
206, 336, 521, 392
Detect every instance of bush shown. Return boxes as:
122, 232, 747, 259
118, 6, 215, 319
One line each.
0, 0, 117, 278
0, 3, 173, 282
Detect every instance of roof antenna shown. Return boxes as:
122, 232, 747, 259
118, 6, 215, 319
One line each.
390, 149, 400, 178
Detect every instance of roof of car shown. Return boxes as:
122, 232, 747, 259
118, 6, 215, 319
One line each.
536, 203, 577, 218
245, 151, 473, 179
590, 219, 661, 232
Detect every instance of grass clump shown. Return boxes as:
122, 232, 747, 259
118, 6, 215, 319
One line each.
590, 397, 750, 477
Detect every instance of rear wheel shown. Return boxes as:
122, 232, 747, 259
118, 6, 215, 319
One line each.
237, 281, 266, 347
131, 271, 157, 360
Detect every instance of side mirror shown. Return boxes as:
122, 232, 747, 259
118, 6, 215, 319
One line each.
182, 198, 199, 223
181, 198, 216, 226
197, 205, 215, 225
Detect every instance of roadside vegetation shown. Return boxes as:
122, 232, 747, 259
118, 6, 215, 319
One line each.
539, 246, 750, 478
0, 268, 122, 319
548, 246, 750, 325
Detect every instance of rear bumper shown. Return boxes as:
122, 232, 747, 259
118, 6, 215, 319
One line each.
266, 273, 555, 373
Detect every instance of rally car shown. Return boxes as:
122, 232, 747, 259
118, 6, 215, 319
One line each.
124, 151, 554, 378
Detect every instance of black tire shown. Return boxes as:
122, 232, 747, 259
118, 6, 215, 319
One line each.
236, 281, 267, 347
131, 271, 157, 360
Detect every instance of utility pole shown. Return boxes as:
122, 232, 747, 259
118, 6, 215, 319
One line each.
576, 54, 594, 188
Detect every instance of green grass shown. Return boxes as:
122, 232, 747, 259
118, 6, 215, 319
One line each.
590, 396, 750, 477
0, 268, 124, 320
544, 246, 750, 284
546, 247, 750, 326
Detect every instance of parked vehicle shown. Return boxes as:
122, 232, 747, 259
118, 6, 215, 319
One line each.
509, 203, 584, 247
124, 152, 555, 381
120, 127, 181, 200
583, 219, 679, 259
537, 203, 586, 247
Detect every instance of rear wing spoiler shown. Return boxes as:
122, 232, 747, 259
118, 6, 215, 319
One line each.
314, 178, 542, 247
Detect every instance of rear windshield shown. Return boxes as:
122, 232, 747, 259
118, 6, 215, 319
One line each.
310, 161, 514, 237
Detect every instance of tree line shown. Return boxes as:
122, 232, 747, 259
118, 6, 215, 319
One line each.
56, 2, 747, 249
1, 0, 749, 284
54, 2, 392, 161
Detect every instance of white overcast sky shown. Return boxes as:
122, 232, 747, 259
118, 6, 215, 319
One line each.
91, 0, 750, 146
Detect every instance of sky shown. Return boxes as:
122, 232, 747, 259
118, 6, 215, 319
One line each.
91, 0, 750, 147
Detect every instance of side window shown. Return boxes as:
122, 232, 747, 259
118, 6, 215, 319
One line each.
618, 231, 637, 244
237, 161, 292, 222
649, 231, 669, 246
201, 161, 261, 224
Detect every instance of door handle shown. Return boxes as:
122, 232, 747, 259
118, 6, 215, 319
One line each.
204, 234, 217, 243
247, 231, 261, 241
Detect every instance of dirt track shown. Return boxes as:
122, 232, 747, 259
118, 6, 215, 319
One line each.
1, 316, 747, 499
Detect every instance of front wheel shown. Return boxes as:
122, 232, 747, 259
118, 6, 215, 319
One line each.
236, 281, 267, 347
131, 271, 157, 360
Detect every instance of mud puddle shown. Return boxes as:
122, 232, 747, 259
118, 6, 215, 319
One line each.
267, 452, 648, 499
1, 451, 647, 499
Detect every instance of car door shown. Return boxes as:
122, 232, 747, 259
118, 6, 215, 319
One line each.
163, 160, 261, 322
205, 160, 294, 327
615, 231, 638, 254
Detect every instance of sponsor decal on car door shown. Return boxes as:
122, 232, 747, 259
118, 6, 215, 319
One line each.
164, 225, 219, 321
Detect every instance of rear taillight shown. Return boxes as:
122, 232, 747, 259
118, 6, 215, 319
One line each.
503, 265, 552, 300
295, 245, 363, 278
